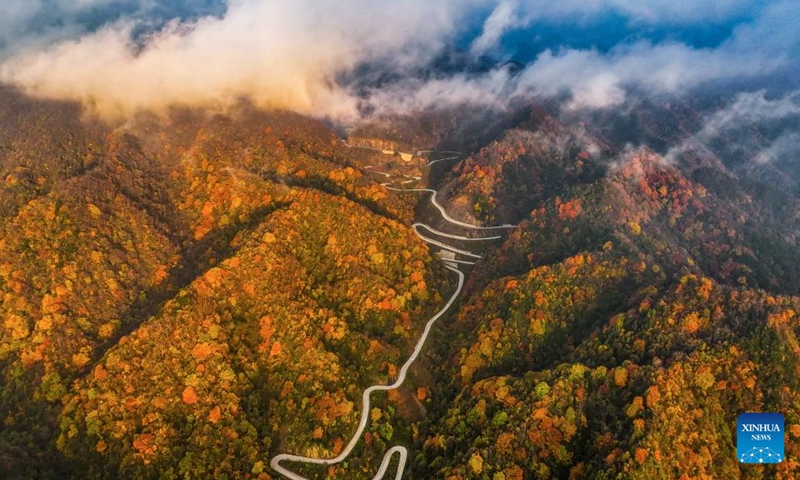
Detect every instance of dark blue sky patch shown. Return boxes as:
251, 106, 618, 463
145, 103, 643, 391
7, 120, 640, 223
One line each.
78, 0, 227, 33
464, 11, 755, 64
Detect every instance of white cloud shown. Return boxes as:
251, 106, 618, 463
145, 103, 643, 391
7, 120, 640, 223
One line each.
0, 0, 797, 122
470, 1, 523, 56
754, 132, 800, 164
510, 0, 797, 110
665, 90, 800, 164
0, 0, 482, 120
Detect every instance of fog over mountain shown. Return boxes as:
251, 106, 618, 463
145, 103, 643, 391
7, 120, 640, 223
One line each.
0, 0, 797, 122
4, 3, 800, 480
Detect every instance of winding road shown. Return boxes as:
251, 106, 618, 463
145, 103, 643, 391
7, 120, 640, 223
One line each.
410, 227, 484, 260
382, 183, 515, 230
270, 146, 515, 479
271, 265, 464, 480
413, 223, 503, 242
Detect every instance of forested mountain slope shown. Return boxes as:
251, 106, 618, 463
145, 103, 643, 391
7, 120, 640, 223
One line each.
1, 88, 799, 479
0, 89, 445, 478
413, 103, 800, 479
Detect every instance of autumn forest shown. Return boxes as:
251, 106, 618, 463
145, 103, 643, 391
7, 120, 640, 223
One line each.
1, 83, 800, 480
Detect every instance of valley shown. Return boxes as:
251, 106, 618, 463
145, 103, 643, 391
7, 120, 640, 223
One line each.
1, 90, 800, 479
2, 2, 800, 479
271, 148, 515, 479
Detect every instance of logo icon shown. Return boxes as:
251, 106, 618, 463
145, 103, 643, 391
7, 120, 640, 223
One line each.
738, 412, 784, 464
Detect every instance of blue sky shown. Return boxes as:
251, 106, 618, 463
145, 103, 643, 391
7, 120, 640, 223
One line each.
0, 0, 797, 119
469, 10, 749, 61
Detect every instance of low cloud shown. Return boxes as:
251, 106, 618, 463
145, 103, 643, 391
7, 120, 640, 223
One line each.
665, 90, 800, 165
1, 0, 479, 121
360, 68, 515, 116
0, 0, 798, 123
754, 132, 800, 164
704, 90, 800, 130
0, 1, 226, 56
470, 1, 524, 56
512, 0, 798, 110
